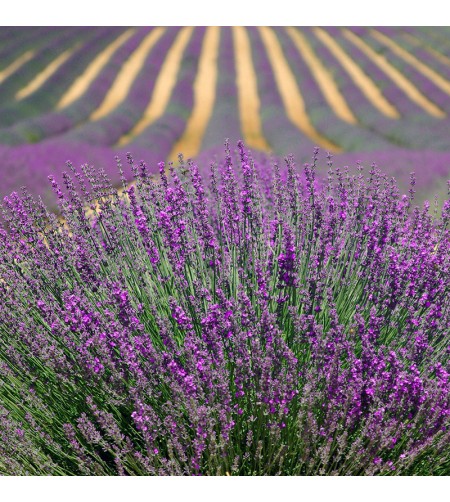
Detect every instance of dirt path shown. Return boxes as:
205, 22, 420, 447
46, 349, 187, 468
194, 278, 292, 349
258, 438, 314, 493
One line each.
169, 26, 220, 161
313, 27, 400, 119
259, 26, 341, 152
57, 29, 136, 110
371, 28, 450, 97
15, 44, 79, 101
90, 28, 166, 121
401, 31, 450, 68
118, 27, 194, 147
343, 28, 445, 118
0, 50, 34, 84
231, 27, 272, 153
286, 27, 357, 125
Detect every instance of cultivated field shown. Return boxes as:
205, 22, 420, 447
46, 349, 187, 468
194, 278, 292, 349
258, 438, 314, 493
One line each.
0, 26, 449, 477
0, 27, 449, 204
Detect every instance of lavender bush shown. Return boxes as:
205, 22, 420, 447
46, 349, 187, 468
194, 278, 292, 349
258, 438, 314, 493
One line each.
0, 140, 449, 476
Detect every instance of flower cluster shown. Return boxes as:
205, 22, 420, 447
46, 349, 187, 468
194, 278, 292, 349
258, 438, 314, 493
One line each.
0, 141, 449, 475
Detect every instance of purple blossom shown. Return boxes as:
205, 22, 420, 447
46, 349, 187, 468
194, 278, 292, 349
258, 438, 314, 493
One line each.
0, 141, 448, 476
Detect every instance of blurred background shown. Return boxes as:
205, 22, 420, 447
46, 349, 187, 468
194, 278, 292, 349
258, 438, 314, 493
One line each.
0, 26, 449, 206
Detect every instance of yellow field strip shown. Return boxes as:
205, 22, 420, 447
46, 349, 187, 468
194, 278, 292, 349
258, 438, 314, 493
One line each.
169, 27, 220, 161
231, 27, 272, 152
313, 27, 399, 119
90, 28, 166, 121
401, 32, 450, 68
0, 50, 35, 84
259, 26, 341, 152
15, 45, 80, 101
343, 28, 445, 118
57, 29, 136, 110
286, 27, 357, 124
117, 27, 194, 147
371, 28, 450, 96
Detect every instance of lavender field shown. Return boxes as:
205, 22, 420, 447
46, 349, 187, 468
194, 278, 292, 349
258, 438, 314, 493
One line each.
0, 27, 450, 204
0, 26, 449, 476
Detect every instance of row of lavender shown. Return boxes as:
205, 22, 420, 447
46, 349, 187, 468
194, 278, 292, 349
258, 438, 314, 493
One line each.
314, 27, 450, 150
0, 27, 449, 204
1, 27, 450, 150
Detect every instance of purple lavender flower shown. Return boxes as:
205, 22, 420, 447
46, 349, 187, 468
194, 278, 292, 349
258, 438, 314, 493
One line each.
0, 141, 449, 476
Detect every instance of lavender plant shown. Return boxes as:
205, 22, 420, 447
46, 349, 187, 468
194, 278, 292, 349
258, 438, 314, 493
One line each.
200, 27, 242, 152
272, 27, 393, 152
246, 27, 317, 156
0, 141, 449, 475
303, 27, 450, 150
0, 28, 96, 111
0, 27, 143, 143
128, 27, 206, 150
64, 27, 180, 147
